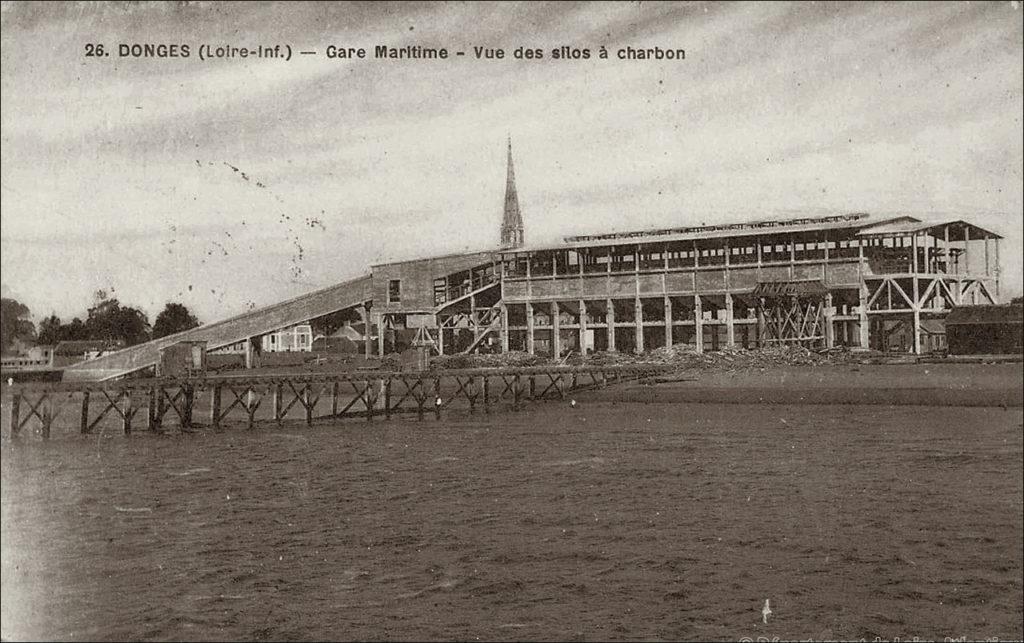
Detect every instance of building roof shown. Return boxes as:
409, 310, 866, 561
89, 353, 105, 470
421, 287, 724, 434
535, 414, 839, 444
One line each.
370, 249, 497, 270
945, 304, 1023, 326
558, 213, 877, 249
157, 340, 208, 351
855, 218, 1002, 240
502, 213, 930, 255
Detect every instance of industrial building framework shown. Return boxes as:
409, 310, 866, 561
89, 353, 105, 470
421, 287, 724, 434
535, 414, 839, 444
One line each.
64, 144, 1003, 381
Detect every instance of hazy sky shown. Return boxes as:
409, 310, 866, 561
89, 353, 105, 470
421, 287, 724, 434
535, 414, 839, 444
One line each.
2, 1, 1022, 324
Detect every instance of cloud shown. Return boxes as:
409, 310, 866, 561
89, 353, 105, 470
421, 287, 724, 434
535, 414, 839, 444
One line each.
1, 1, 1021, 322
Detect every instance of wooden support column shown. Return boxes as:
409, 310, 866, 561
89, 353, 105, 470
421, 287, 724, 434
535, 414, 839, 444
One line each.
365, 379, 376, 422
984, 234, 991, 277
859, 284, 870, 349
823, 230, 829, 282
377, 313, 386, 356
664, 296, 672, 348
9, 393, 20, 439
964, 226, 971, 278
633, 245, 643, 355
210, 384, 222, 428
917, 233, 925, 354
756, 298, 766, 348
273, 383, 283, 422
824, 293, 835, 349
930, 233, 937, 274
148, 387, 158, 432
360, 305, 372, 359
912, 308, 922, 355
789, 233, 796, 277
912, 233, 919, 274
606, 298, 616, 352
80, 390, 90, 434
437, 319, 445, 356
944, 225, 951, 274
855, 237, 868, 350
500, 303, 509, 353
470, 294, 477, 337
526, 302, 535, 355
155, 388, 166, 429
244, 336, 256, 369
39, 397, 52, 440
634, 298, 644, 354
694, 295, 704, 354
578, 300, 588, 355
245, 387, 257, 430
995, 238, 1001, 299
182, 385, 194, 428
551, 301, 561, 359
725, 293, 735, 348
122, 390, 133, 435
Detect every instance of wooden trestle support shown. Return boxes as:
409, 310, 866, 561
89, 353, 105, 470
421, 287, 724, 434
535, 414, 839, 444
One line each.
757, 284, 827, 348
4, 365, 666, 441
756, 294, 827, 348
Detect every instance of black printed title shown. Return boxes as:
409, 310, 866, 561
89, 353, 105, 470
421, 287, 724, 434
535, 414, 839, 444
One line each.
84, 43, 686, 62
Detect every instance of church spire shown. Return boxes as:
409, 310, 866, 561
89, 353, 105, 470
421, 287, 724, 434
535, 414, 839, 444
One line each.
500, 136, 525, 248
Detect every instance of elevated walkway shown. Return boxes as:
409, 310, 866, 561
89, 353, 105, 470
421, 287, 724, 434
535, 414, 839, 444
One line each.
63, 274, 373, 381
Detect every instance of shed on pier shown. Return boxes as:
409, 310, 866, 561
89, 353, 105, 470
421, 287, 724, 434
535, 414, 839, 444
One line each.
157, 340, 208, 377
945, 304, 1023, 355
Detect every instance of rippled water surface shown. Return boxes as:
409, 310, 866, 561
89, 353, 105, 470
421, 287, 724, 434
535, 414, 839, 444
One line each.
2, 402, 1022, 641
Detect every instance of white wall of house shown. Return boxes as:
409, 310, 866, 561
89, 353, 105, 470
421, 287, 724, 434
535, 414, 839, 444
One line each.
262, 324, 313, 352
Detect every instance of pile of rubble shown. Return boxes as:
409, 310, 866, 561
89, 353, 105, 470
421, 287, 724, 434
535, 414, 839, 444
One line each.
582, 344, 852, 370
429, 351, 548, 370
427, 345, 855, 372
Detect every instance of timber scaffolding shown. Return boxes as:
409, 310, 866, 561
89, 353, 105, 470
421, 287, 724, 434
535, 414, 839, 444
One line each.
4, 364, 668, 441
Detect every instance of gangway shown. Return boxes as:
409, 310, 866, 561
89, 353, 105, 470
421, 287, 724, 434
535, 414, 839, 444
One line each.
62, 274, 373, 381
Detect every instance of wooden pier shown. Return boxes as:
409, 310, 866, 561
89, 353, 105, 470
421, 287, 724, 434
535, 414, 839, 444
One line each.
3, 365, 669, 441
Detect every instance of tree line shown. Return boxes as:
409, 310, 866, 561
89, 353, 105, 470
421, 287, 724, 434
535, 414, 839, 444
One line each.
1, 291, 201, 355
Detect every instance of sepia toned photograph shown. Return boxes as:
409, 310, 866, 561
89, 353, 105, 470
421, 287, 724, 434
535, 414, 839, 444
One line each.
1, 1, 1022, 641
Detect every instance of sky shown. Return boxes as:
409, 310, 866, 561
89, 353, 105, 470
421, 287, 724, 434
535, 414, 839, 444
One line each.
1, 1, 1022, 325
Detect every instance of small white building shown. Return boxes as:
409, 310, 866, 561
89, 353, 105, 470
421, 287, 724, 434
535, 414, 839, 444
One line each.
208, 324, 315, 356
262, 324, 313, 352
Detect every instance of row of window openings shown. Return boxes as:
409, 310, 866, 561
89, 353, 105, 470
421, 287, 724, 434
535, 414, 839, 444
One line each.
267, 333, 309, 346
509, 243, 858, 272
517, 236, 961, 267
